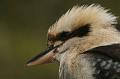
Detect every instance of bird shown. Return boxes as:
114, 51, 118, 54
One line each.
26, 4, 120, 79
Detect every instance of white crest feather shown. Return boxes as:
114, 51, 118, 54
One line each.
48, 4, 117, 36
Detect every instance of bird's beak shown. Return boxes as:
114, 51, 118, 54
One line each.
26, 45, 59, 67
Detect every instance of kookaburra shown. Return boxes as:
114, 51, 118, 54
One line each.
27, 4, 120, 79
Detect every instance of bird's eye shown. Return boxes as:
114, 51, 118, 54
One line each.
60, 31, 70, 37
58, 31, 70, 41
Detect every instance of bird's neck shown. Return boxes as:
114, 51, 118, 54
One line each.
59, 52, 94, 79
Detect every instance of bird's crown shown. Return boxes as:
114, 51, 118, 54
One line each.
48, 4, 117, 38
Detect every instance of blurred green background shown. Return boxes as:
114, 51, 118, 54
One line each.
0, 0, 120, 79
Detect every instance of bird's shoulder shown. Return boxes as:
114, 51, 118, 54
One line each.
85, 44, 120, 61
80, 45, 120, 79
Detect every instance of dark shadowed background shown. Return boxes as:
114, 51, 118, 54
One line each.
0, 0, 120, 79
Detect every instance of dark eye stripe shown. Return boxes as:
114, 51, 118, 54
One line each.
58, 31, 71, 41
60, 32, 70, 37
73, 24, 90, 37
48, 24, 90, 42
58, 24, 90, 41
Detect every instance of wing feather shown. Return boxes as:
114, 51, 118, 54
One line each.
85, 44, 120, 61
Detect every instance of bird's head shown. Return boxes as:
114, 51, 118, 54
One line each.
26, 4, 119, 66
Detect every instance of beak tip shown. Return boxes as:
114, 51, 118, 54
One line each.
26, 62, 33, 67
26, 45, 58, 67
25, 63, 29, 67
26, 57, 36, 67
26, 60, 33, 67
